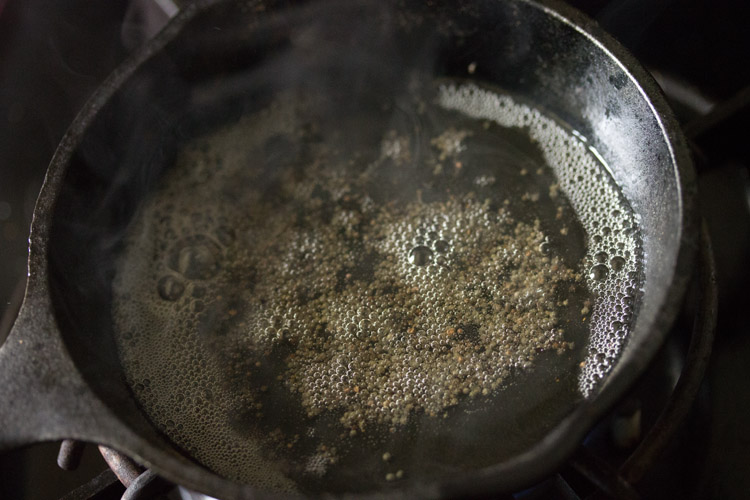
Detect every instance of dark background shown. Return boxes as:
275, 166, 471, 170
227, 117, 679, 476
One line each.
0, 0, 748, 498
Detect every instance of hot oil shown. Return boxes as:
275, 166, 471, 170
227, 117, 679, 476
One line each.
112, 80, 643, 494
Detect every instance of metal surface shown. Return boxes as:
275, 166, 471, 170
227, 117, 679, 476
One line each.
0, 0, 696, 497
571, 447, 640, 500
570, 222, 716, 500
620, 221, 717, 484
59, 469, 124, 500
58, 440, 87, 471
121, 469, 173, 500
98, 446, 143, 488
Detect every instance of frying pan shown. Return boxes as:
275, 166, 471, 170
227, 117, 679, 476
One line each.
0, 0, 697, 497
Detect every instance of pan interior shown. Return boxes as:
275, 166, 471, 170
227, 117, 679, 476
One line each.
111, 74, 643, 494
42, 0, 688, 496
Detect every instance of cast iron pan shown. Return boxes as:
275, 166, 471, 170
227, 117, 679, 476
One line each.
0, 0, 696, 497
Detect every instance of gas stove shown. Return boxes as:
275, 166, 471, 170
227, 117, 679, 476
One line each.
0, 0, 748, 498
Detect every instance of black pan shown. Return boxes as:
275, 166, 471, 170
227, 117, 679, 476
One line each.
0, 0, 696, 497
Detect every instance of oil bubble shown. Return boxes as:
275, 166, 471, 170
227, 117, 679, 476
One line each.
434, 240, 450, 253
610, 256, 626, 272
408, 245, 433, 266
157, 275, 185, 301
590, 264, 609, 281
168, 236, 221, 280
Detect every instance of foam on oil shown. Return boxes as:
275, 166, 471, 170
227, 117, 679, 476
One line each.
437, 82, 643, 396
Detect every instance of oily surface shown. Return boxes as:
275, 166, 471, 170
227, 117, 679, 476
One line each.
112, 81, 642, 493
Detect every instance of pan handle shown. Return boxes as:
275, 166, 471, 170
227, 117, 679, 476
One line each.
0, 279, 248, 498
0, 280, 130, 451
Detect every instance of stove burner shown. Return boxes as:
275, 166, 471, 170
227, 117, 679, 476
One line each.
56, 444, 172, 500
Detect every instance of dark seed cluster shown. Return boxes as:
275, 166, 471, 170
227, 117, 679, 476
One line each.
238, 180, 580, 429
